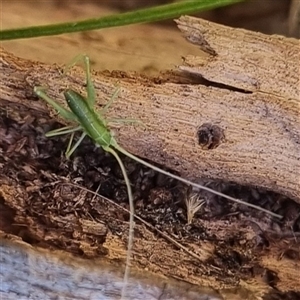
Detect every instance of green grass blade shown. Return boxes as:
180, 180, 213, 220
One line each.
0, 0, 244, 41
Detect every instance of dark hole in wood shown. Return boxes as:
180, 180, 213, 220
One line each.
197, 123, 225, 150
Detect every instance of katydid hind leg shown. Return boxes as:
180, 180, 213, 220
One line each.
63, 54, 96, 108
82, 55, 96, 108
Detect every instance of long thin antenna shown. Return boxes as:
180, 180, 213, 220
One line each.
105, 147, 135, 299
116, 146, 282, 219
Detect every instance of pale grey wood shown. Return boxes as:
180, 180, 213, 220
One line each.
0, 238, 220, 300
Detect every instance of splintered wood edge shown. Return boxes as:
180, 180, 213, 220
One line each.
176, 16, 300, 99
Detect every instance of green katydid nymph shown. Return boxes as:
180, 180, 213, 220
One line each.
34, 55, 281, 299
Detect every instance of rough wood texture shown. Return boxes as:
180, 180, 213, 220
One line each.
0, 235, 217, 300
176, 16, 300, 201
1, 17, 299, 202
1, 16, 300, 300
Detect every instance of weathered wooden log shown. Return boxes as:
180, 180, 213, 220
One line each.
1, 17, 299, 202
0, 16, 299, 300
0, 234, 220, 300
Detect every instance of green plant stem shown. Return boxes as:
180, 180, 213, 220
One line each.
0, 0, 243, 41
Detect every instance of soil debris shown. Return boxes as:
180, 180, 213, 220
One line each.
0, 103, 299, 295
